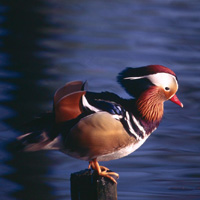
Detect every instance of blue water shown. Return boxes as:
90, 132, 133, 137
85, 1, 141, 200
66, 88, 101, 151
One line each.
0, 0, 200, 199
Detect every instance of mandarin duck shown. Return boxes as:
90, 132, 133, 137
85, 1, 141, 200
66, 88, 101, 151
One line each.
18, 65, 183, 183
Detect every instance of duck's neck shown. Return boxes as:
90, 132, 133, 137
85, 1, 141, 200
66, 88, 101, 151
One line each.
136, 86, 164, 122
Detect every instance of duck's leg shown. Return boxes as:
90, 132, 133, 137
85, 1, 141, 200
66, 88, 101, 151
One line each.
88, 158, 119, 184
88, 160, 109, 172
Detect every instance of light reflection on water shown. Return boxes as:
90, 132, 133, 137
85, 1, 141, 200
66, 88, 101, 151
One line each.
0, 0, 200, 199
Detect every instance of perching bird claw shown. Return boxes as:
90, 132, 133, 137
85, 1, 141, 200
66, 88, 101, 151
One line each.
89, 159, 119, 184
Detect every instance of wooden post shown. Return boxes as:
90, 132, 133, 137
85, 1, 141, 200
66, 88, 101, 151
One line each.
70, 169, 118, 200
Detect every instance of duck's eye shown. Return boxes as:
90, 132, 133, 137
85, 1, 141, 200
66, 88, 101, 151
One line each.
165, 87, 170, 91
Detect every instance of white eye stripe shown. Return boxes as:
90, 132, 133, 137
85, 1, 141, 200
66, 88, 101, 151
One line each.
124, 76, 146, 80
124, 73, 178, 89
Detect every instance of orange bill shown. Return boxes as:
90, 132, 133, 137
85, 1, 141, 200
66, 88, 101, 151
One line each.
170, 94, 183, 107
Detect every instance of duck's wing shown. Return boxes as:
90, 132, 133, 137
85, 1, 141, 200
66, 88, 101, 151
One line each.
54, 81, 88, 123
54, 81, 87, 105
54, 83, 127, 123
82, 91, 126, 118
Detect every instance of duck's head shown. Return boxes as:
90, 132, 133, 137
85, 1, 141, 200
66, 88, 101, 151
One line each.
117, 65, 183, 121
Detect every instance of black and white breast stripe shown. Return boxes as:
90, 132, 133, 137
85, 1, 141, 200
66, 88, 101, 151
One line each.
124, 111, 146, 140
82, 95, 147, 141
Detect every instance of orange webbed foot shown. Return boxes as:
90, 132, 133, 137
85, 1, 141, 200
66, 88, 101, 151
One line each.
88, 159, 119, 184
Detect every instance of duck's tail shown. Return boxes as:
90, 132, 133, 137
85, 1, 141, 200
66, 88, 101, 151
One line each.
17, 112, 62, 152
16, 81, 88, 152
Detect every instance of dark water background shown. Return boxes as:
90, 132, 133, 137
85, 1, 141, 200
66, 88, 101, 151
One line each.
0, 0, 200, 199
